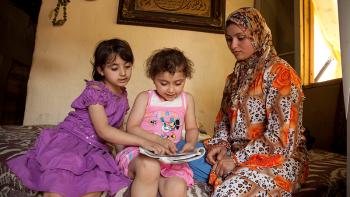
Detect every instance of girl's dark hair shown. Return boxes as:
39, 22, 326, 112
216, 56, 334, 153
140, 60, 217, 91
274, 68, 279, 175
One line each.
145, 48, 194, 79
92, 38, 134, 81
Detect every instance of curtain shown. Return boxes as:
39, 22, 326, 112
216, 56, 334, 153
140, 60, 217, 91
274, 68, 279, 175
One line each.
311, 0, 342, 80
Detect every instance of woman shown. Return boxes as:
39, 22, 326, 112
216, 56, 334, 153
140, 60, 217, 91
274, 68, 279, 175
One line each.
205, 7, 308, 196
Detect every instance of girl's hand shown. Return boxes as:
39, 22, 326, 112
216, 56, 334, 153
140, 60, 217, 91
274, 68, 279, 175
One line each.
141, 140, 167, 155
206, 146, 227, 165
212, 156, 236, 177
179, 142, 196, 153
158, 138, 177, 155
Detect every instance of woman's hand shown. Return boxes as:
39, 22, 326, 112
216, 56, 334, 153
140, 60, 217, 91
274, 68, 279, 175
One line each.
212, 156, 237, 177
206, 146, 227, 165
158, 138, 177, 155
179, 142, 196, 153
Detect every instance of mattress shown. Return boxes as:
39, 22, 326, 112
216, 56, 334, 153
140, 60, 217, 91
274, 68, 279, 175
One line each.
0, 125, 346, 197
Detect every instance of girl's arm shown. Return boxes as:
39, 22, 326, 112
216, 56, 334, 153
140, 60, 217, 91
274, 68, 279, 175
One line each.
127, 91, 176, 154
88, 104, 164, 154
115, 123, 126, 153
180, 93, 199, 153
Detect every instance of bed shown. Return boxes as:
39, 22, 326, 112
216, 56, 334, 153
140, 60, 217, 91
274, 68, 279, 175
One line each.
0, 125, 346, 197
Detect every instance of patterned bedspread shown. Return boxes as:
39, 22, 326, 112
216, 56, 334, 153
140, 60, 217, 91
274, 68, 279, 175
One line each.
0, 125, 346, 197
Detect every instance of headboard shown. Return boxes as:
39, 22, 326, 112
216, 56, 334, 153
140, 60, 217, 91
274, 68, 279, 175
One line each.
302, 78, 346, 154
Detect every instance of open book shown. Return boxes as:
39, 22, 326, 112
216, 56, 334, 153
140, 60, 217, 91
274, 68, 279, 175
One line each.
139, 147, 206, 164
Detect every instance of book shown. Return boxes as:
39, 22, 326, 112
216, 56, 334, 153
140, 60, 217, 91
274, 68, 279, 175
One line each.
139, 146, 206, 164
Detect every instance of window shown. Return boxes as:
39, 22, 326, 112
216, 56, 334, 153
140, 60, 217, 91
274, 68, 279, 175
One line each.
300, 0, 342, 85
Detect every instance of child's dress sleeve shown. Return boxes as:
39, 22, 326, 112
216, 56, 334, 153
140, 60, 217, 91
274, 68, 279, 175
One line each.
71, 83, 109, 109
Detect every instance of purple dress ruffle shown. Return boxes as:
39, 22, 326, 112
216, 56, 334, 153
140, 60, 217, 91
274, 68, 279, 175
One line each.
7, 81, 131, 197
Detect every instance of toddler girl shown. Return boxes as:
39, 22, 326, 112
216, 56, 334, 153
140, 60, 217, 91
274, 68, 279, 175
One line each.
7, 38, 164, 197
115, 48, 200, 197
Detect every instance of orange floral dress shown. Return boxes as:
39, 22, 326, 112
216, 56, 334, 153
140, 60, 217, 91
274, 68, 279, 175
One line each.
206, 7, 308, 197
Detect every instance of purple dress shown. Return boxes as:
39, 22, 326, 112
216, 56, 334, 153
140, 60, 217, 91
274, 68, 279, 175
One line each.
7, 80, 131, 197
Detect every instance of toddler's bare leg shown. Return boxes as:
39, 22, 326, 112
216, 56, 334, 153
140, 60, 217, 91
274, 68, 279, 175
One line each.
44, 191, 101, 197
159, 176, 187, 197
81, 192, 101, 197
129, 155, 160, 197
43, 193, 64, 197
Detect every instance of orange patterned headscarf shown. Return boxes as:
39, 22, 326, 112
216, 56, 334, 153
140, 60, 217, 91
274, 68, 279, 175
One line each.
223, 7, 278, 111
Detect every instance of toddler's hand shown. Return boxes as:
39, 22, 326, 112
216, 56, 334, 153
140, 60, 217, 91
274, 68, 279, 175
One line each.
179, 142, 196, 153
159, 138, 177, 155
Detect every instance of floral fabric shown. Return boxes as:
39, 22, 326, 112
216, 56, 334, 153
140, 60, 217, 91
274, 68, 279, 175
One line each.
206, 7, 308, 197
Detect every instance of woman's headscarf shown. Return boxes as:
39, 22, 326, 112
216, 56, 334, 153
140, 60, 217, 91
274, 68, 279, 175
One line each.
224, 7, 278, 110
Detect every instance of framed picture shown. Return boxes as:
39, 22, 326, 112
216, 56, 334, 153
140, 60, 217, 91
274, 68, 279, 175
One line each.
117, 0, 225, 34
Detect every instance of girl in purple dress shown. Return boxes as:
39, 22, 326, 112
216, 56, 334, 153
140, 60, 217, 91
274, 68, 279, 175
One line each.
7, 38, 165, 197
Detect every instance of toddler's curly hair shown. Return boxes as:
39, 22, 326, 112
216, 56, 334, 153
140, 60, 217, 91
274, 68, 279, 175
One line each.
145, 48, 194, 79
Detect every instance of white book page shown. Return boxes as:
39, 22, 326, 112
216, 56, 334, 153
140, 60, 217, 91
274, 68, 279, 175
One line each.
139, 147, 206, 164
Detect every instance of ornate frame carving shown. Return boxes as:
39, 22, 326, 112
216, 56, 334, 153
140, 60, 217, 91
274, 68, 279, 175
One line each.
117, 0, 225, 34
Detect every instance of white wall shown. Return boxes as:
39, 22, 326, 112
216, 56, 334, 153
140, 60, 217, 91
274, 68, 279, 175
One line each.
23, 0, 253, 135
338, 0, 350, 118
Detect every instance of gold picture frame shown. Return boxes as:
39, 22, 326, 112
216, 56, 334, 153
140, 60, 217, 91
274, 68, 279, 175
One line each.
117, 0, 225, 34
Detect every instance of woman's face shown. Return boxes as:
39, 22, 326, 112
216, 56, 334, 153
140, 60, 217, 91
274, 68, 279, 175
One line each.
225, 24, 255, 61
